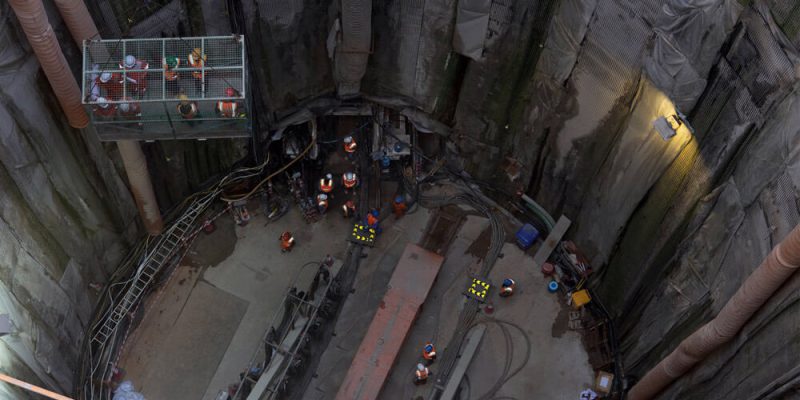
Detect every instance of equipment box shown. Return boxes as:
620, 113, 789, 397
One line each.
515, 223, 539, 250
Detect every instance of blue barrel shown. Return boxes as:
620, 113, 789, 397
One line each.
515, 223, 540, 250
547, 280, 559, 293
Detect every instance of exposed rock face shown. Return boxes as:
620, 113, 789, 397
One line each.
0, 2, 137, 396
3, 0, 800, 397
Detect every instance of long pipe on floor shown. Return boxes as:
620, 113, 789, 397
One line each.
7, 0, 88, 128
628, 224, 800, 399
49, 0, 164, 235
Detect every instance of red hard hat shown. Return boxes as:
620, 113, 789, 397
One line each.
225, 87, 236, 97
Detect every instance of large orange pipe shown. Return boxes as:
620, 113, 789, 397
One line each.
629, 224, 800, 399
7, 0, 88, 128
49, 0, 164, 235
52, 0, 100, 47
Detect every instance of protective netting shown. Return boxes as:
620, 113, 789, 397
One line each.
81, 36, 250, 140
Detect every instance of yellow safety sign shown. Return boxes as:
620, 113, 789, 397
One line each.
465, 278, 490, 302
350, 223, 377, 246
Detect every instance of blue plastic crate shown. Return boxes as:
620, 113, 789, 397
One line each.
516, 223, 539, 250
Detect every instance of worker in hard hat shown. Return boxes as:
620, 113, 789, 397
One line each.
422, 342, 436, 365
215, 87, 244, 118
176, 94, 199, 125
392, 194, 408, 219
342, 199, 356, 218
580, 389, 598, 400
119, 55, 149, 97
95, 71, 122, 99
117, 97, 142, 125
342, 171, 358, 193
187, 48, 207, 93
93, 97, 116, 118
163, 55, 180, 95
319, 173, 334, 194
500, 278, 516, 297
365, 209, 381, 234
316, 193, 329, 214
414, 363, 430, 385
343, 135, 357, 160
280, 231, 295, 252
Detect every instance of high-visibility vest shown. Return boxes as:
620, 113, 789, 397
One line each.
367, 213, 378, 227
344, 140, 357, 153
415, 368, 429, 380
188, 53, 206, 79
423, 347, 436, 360
216, 101, 238, 118
343, 174, 357, 188
96, 74, 123, 99
120, 61, 149, 87
94, 104, 116, 117
163, 58, 180, 81
177, 102, 198, 119
319, 178, 333, 193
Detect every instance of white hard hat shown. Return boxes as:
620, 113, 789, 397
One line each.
118, 103, 130, 112
325, 173, 332, 180
96, 97, 109, 108
344, 135, 353, 143
318, 193, 328, 200
417, 363, 425, 371
99, 72, 112, 83
124, 55, 136, 68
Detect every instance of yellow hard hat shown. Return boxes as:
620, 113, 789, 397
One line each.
177, 94, 189, 102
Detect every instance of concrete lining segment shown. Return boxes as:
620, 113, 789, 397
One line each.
335, 244, 444, 400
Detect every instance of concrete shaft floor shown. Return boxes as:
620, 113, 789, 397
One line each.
118, 202, 352, 400
116, 190, 592, 400
304, 211, 594, 399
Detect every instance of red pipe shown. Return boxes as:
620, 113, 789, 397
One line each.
629, 224, 800, 399
7, 0, 88, 128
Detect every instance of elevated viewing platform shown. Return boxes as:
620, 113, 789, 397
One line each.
82, 36, 250, 141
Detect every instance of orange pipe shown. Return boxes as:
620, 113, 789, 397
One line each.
0, 373, 74, 400
52, 0, 100, 48
629, 224, 800, 399
7, 0, 88, 128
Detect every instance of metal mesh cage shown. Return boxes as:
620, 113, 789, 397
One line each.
82, 36, 250, 141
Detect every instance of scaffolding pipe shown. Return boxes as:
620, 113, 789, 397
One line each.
628, 224, 800, 400
117, 141, 164, 235
7, 0, 88, 128
50, 0, 164, 235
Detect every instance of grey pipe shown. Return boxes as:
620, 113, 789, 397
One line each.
7, 0, 88, 128
116, 141, 164, 235
49, 0, 164, 235
629, 224, 800, 399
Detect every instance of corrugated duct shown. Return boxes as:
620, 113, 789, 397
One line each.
7, 0, 88, 128
629, 224, 800, 399
335, 0, 372, 97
